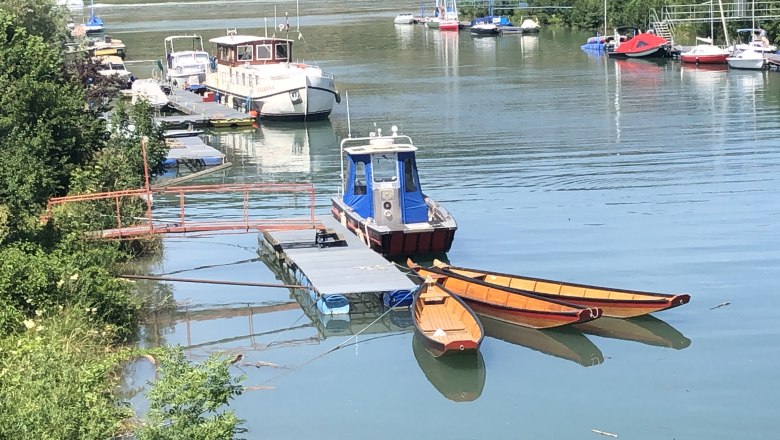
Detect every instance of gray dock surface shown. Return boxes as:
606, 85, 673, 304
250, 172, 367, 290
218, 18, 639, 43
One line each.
157, 88, 253, 128
261, 216, 416, 296
165, 136, 225, 163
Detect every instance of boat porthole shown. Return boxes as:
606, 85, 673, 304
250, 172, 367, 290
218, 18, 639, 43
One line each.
459, 345, 465, 351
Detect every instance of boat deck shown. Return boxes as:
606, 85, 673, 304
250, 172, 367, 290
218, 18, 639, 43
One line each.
157, 88, 254, 128
260, 216, 417, 309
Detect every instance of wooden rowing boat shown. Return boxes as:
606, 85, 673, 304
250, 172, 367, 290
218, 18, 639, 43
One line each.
429, 259, 690, 318
412, 279, 484, 357
408, 260, 602, 329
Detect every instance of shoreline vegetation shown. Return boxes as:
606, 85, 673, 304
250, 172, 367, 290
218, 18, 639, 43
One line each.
0, 1, 243, 438
0, 0, 776, 438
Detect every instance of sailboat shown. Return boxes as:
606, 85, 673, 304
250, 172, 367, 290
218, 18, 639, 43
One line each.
439, 0, 460, 31
727, 0, 771, 70
680, 1, 729, 64
83, 0, 105, 34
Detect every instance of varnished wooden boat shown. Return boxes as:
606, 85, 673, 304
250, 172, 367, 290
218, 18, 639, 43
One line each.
431, 260, 690, 318
412, 279, 484, 357
408, 260, 602, 329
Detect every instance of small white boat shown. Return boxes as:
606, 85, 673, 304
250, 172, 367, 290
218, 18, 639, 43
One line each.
734, 28, 777, 53
518, 17, 540, 33
163, 35, 211, 89
727, 48, 766, 70
93, 55, 133, 88
394, 13, 416, 24
131, 79, 169, 108
679, 37, 729, 64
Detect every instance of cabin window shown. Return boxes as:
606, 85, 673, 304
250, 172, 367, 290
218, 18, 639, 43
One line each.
275, 43, 289, 61
403, 158, 417, 192
237, 45, 253, 61
353, 161, 367, 195
372, 154, 397, 183
256, 44, 272, 60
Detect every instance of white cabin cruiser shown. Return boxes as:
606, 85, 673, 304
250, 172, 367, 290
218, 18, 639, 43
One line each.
164, 35, 211, 89
203, 31, 340, 121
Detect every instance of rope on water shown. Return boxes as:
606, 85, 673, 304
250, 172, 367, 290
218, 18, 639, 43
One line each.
266, 299, 319, 347
262, 288, 416, 384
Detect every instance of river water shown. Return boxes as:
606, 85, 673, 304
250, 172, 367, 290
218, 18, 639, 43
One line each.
104, 1, 780, 438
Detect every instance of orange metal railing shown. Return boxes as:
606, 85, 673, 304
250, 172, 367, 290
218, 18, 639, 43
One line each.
41, 183, 320, 239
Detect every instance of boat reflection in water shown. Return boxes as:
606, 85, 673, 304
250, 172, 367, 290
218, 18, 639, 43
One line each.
482, 316, 604, 367
575, 315, 691, 350
412, 334, 486, 402
209, 120, 337, 174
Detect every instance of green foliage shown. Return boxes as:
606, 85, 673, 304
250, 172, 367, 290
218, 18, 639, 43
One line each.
0, 11, 105, 231
136, 347, 245, 440
0, 309, 134, 439
0, 0, 69, 43
0, 238, 142, 341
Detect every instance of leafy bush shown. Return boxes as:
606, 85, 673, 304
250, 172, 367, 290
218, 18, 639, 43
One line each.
136, 347, 245, 440
0, 309, 134, 439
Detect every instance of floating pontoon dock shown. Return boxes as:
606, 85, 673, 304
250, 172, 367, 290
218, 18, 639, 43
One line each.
260, 216, 418, 315
156, 88, 254, 129
164, 135, 225, 167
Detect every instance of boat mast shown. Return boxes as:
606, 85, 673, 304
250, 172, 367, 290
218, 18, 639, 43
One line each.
717, 0, 729, 46
603, 0, 607, 37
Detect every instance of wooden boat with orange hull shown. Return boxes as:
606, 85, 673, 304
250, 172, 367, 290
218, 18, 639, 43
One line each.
408, 261, 602, 329
413, 279, 484, 357
430, 260, 690, 318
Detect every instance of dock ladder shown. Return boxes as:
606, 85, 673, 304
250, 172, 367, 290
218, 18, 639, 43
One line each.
650, 9, 675, 45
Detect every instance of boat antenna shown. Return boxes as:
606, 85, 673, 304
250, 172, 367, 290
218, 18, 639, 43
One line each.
296, 0, 300, 32
274, 5, 277, 37
346, 90, 352, 138
264, 17, 267, 38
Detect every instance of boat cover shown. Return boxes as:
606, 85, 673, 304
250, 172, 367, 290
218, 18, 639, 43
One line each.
614, 33, 668, 55
343, 151, 428, 224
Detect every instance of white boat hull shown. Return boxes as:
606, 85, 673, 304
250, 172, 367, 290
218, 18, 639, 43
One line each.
205, 64, 337, 121
727, 57, 765, 69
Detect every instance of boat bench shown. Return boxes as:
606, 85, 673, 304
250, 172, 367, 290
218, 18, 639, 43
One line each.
419, 307, 466, 333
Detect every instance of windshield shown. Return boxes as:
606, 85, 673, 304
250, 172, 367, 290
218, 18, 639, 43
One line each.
372, 154, 397, 183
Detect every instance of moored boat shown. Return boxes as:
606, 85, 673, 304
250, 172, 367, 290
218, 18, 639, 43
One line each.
394, 13, 416, 24
608, 32, 670, 58
470, 23, 500, 37
680, 37, 730, 64
518, 17, 540, 33
408, 261, 602, 329
726, 48, 766, 70
412, 279, 484, 357
331, 126, 457, 257
163, 35, 211, 90
429, 260, 690, 318
83, 0, 105, 34
203, 30, 340, 121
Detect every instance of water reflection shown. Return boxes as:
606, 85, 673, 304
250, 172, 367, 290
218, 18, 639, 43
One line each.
394, 23, 414, 49
519, 34, 538, 57
208, 120, 337, 174
575, 315, 691, 350
435, 30, 459, 74
260, 246, 415, 339
482, 316, 604, 367
412, 334, 486, 402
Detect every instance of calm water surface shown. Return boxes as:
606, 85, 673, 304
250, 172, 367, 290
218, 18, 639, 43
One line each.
109, 1, 780, 438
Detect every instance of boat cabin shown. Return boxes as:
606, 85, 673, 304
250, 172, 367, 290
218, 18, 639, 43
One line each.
209, 34, 294, 68
340, 128, 428, 227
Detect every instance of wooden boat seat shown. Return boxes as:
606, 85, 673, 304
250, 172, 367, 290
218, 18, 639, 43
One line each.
422, 296, 446, 304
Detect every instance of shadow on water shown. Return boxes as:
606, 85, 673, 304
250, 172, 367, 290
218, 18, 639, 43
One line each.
481, 316, 604, 367
412, 334, 486, 402
574, 315, 692, 350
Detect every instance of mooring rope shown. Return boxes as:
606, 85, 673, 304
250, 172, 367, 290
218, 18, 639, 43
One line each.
261, 288, 416, 384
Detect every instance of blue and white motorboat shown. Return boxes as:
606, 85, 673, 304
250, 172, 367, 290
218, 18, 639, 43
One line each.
331, 125, 457, 257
